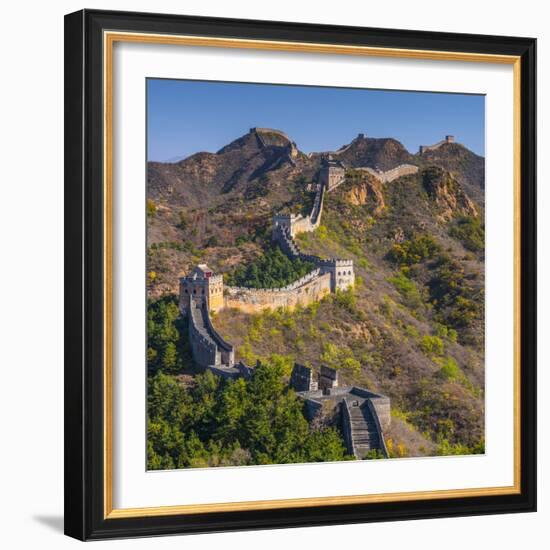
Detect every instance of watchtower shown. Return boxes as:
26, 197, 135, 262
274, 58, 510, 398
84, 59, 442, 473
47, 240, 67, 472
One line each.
319, 259, 355, 292
179, 264, 224, 314
290, 363, 319, 392
319, 366, 339, 392
272, 212, 299, 239
319, 156, 346, 191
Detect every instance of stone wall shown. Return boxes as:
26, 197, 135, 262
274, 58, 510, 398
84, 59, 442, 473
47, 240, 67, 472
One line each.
319, 365, 339, 391
319, 258, 355, 292
290, 363, 319, 392
273, 225, 355, 292
251, 127, 298, 159
419, 135, 455, 154
291, 364, 391, 459
290, 214, 315, 236
188, 297, 234, 369
366, 399, 390, 457
298, 385, 391, 431
301, 397, 323, 422
349, 387, 391, 431
319, 165, 346, 191
358, 163, 419, 183
180, 273, 224, 314
250, 127, 291, 142
341, 399, 356, 456
272, 180, 325, 239
203, 303, 234, 366
224, 270, 331, 313
188, 299, 221, 368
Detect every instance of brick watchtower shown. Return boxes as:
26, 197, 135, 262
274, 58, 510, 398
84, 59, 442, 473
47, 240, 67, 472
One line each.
319, 259, 355, 292
319, 156, 346, 191
179, 264, 224, 314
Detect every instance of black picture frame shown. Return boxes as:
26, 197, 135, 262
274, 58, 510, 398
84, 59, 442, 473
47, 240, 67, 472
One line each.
64, 8, 537, 541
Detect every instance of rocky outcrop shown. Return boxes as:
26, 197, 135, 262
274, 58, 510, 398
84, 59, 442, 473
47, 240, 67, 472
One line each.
344, 176, 386, 215
422, 166, 478, 222
416, 142, 485, 206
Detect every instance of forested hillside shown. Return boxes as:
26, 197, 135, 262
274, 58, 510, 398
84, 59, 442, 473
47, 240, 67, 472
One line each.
146, 129, 486, 467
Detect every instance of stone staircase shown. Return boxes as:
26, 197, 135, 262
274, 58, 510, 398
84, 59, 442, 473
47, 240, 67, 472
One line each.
188, 297, 234, 370
348, 401, 384, 458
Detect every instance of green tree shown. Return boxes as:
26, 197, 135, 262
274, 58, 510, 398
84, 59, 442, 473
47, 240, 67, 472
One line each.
147, 360, 350, 470
225, 247, 314, 289
147, 295, 191, 375
388, 234, 441, 267
449, 216, 485, 252
419, 335, 444, 356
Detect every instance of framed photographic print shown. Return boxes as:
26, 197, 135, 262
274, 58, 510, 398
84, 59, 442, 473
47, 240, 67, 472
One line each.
64, 9, 536, 541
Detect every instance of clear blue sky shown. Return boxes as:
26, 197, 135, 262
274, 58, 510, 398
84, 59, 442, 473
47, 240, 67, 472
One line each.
147, 79, 485, 162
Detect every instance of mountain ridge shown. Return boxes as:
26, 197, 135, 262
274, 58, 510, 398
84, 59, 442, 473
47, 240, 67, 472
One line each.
146, 127, 486, 459
148, 128, 484, 206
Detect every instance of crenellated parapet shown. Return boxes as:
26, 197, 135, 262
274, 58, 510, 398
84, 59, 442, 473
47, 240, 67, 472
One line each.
272, 209, 354, 292
289, 363, 390, 459
181, 151, 355, 374
272, 177, 325, 240
357, 163, 419, 183
317, 258, 355, 292
188, 297, 224, 369
319, 156, 346, 191
224, 269, 331, 313
250, 127, 291, 142
227, 267, 322, 294
180, 264, 224, 314
419, 135, 455, 154
250, 127, 299, 160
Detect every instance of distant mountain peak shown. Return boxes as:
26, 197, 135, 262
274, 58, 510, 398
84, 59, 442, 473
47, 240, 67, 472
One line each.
334, 134, 414, 171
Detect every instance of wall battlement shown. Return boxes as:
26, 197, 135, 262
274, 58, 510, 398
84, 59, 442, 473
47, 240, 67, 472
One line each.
180, 156, 355, 375
290, 364, 390, 458
357, 163, 419, 183
227, 267, 322, 294
419, 135, 456, 154
250, 127, 298, 159
319, 157, 346, 191
272, 224, 354, 292
180, 264, 224, 314
224, 271, 331, 313
188, 297, 231, 369
249, 127, 291, 141
272, 179, 325, 239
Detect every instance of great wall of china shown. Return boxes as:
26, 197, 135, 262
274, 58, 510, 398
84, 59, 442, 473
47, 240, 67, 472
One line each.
180, 155, 355, 320
250, 127, 299, 166
175, 134, 457, 458
356, 163, 419, 183
419, 134, 455, 154
290, 364, 390, 458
